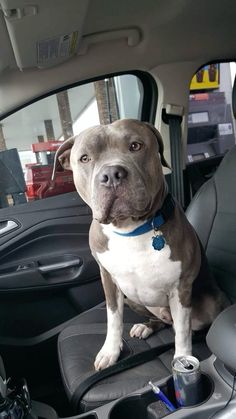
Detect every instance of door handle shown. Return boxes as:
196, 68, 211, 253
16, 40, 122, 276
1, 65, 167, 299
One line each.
0, 220, 19, 235
38, 258, 82, 273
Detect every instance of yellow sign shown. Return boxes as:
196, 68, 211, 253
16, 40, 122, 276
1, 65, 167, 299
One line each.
190, 64, 219, 91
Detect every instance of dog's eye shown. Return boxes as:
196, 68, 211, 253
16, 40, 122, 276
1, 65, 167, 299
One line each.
129, 142, 143, 152
80, 154, 90, 163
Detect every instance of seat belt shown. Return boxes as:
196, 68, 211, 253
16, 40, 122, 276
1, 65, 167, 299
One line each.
163, 105, 185, 207
71, 333, 206, 412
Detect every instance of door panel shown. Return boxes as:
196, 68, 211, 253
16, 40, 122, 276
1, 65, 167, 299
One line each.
0, 192, 104, 339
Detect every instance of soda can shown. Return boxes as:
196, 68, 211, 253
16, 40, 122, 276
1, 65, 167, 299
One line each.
172, 355, 203, 407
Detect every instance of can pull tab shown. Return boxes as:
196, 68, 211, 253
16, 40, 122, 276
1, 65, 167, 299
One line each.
179, 358, 194, 370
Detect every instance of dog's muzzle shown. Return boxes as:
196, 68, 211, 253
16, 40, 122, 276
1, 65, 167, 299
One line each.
92, 163, 151, 224
98, 165, 128, 189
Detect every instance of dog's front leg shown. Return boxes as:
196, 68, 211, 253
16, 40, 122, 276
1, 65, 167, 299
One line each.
94, 266, 124, 371
169, 288, 192, 358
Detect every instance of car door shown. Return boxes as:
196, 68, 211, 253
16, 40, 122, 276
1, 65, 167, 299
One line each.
0, 72, 155, 342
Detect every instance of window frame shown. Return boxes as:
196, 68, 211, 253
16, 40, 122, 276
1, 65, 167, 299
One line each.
0, 70, 158, 123
0, 70, 158, 205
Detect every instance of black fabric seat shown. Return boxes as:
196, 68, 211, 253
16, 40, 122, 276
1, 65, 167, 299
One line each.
186, 146, 236, 302
58, 302, 210, 412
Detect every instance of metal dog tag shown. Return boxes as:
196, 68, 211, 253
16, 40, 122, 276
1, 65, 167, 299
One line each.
152, 231, 165, 250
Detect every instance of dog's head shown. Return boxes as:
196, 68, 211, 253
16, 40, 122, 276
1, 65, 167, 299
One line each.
53, 119, 170, 225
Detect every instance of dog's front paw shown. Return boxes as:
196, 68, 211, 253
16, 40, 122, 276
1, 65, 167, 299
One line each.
94, 344, 121, 371
130, 323, 153, 339
174, 350, 192, 359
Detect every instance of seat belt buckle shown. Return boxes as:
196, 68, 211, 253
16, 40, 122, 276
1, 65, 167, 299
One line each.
165, 104, 184, 117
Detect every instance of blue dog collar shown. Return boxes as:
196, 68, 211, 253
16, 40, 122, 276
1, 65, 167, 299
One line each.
114, 213, 165, 237
113, 193, 175, 251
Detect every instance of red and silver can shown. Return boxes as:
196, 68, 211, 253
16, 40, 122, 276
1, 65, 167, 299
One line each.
172, 355, 203, 407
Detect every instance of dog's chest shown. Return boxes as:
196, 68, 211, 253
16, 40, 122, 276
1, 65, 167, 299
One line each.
97, 227, 182, 307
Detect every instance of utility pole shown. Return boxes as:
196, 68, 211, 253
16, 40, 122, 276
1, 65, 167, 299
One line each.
57, 91, 74, 140
44, 119, 55, 140
0, 124, 7, 150
37, 135, 44, 143
94, 78, 120, 124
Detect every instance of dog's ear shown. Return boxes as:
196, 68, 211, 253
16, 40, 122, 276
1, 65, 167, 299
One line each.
51, 136, 75, 182
144, 123, 171, 169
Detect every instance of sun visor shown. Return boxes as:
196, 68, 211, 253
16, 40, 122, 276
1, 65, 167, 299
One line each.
0, 0, 89, 70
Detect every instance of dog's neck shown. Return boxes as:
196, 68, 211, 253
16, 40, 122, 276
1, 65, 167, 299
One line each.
140, 179, 169, 222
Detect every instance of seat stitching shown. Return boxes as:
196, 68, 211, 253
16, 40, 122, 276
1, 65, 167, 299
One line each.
60, 330, 106, 342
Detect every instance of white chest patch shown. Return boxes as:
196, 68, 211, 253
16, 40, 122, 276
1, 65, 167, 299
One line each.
97, 225, 182, 307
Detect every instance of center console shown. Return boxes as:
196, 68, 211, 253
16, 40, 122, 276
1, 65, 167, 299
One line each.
1, 305, 236, 419
88, 353, 235, 419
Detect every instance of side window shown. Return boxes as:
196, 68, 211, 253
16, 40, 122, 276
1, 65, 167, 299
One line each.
0, 74, 144, 207
186, 62, 236, 196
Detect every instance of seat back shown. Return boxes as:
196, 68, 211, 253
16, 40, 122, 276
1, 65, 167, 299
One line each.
187, 146, 236, 302
186, 76, 236, 302
187, 76, 236, 302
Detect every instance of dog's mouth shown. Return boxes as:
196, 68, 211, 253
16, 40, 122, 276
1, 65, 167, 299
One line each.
93, 190, 152, 225
94, 195, 118, 224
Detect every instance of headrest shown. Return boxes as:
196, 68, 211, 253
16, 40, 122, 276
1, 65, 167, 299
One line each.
206, 304, 236, 371
232, 76, 236, 119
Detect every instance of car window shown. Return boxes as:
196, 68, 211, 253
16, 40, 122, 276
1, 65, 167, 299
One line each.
187, 62, 236, 164
0, 74, 144, 207
185, 62, 236, 200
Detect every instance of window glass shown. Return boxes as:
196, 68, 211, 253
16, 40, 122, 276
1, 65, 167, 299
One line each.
0, 74, 143, 207
187, 62, 236, 164
185, 62, 236, 201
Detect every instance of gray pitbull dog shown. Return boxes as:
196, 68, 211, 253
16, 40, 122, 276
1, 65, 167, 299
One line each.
53, 119, 228, 371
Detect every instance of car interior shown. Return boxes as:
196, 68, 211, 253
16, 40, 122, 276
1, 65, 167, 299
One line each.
0, 1, 236, 418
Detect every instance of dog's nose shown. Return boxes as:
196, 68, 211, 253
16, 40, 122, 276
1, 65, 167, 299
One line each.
99, 165, 128, 187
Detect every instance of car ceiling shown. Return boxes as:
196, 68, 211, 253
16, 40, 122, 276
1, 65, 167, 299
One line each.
0, 0, 236, 117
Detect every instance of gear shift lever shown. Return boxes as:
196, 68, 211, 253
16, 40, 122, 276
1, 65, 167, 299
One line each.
3, 377, 32, 419
0, 354, 34, 419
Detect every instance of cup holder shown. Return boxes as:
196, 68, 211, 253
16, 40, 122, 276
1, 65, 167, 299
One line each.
109, 374, 213, 419
109, 393, 157, 419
